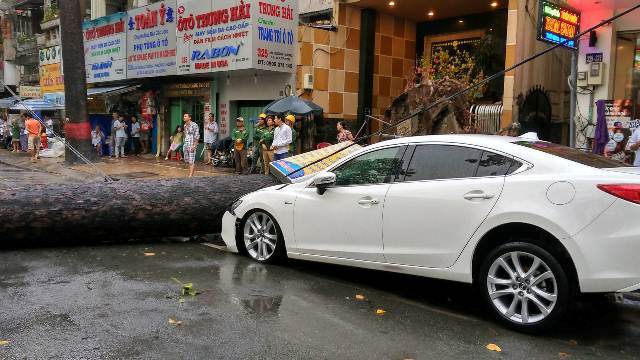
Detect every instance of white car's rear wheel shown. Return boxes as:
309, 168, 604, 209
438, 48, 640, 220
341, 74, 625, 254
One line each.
242, 211, 284, 263
479, 242, 570, 333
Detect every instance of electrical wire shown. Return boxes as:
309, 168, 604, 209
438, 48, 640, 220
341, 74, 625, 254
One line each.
285, 3, 640, 178
1, 81, 114, 183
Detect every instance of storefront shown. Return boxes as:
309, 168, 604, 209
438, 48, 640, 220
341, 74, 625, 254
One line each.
79, 0, 298, 157
570, 1, 640, 154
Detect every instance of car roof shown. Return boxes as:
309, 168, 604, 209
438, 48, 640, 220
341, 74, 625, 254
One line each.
369, 134, 521, 149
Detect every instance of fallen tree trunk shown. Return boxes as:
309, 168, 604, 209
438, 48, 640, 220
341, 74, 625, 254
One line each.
0, 175, 279, 246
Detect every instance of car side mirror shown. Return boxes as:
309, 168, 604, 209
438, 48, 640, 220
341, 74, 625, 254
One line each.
312, 172, 336, 195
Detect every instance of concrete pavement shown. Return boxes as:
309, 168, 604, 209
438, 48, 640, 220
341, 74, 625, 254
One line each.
0, 148, 234, 188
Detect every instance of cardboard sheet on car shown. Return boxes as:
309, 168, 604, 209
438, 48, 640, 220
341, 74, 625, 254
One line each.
270, 142, 362, 183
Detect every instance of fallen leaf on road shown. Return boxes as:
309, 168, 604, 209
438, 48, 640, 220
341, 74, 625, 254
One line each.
0, 340, 9, 346
179, 298, 185, 304
486, 343, 502, 352
355, 294, 366, 301
168, 318, 182, 326
559, 352, 570, 359
375, 309, 386, 315
144, 252, 156, 256
568, 340, 578, 346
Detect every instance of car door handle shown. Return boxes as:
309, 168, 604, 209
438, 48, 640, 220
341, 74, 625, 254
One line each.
358, 198, 380, 205
463, 192, 495, 200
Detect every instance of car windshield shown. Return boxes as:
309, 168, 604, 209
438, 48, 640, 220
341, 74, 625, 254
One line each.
514, 141, 628, 168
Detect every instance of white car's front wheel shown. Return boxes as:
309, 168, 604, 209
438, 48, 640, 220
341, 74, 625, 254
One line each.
242, 211, 285, 263
479, 242, 571, 333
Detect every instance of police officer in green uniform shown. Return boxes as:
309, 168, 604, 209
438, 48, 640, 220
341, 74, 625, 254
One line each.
232, 117, 249, 175
251, 113, 267, 173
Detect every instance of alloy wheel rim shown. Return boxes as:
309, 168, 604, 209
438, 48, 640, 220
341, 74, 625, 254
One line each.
243, 212, 277, 261
487, 251, 558, 324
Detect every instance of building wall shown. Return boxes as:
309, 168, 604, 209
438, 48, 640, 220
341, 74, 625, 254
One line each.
297, 4, 362, 120
511, 0, 573, 143
296, 3, 416, 132
371, 11, 416, 126
217, 72, 295, 138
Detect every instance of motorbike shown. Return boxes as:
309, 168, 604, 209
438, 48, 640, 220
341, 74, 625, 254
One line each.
212, 139, 234, 168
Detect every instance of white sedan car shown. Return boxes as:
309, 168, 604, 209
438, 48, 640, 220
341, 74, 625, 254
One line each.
221, 134, 640, 332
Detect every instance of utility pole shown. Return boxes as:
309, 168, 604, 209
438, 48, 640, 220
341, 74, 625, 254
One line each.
59, 0, 94, 164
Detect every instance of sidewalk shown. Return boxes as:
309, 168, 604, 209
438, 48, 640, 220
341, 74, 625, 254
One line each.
0, 148, 234, 188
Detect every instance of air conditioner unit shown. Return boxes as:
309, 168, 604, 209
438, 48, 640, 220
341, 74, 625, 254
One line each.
303, 74, 314, 90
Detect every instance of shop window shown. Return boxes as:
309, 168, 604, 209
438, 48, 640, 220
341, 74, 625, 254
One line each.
614, 32, 640, 118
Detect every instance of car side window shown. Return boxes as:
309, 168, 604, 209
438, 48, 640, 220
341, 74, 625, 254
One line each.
404, 145, 482, 181
476, 151, 517, 177
333, 146, 407, 186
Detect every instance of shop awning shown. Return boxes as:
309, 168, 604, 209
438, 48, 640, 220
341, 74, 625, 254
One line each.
10, 98, 65, 111
87, 85, 140, 97
0, 97, 18, 109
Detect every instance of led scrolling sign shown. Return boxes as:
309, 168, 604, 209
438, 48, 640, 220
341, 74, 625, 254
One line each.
536, 1, 580, 50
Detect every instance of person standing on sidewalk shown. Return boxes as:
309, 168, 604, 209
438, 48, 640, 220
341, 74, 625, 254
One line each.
261, 116, 275, 174
11, 118, 20, 152
19, 116, 28, 152
251, 114, 267, 173
203, 113, 219, 165
271, 115, 292, 161
285, 114, 297, 155
109, 112, 118, 157
139, 116, 153, 154
25, 113, 42, 162
182, 113, 199, 178
130, 115, 141, 157
113, 115, 127, 158
232, 117, 249, 175
45, 115, 54, 139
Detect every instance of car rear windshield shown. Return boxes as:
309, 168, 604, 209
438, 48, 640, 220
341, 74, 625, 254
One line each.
514, 141, 627, 168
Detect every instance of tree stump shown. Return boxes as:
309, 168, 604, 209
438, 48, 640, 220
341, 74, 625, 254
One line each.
0, 175, 279, 246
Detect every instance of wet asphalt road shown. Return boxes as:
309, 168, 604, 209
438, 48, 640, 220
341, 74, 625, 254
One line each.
1, 242, 639, 360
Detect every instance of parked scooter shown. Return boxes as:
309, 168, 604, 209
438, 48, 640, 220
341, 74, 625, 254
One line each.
212, 139, 234, 168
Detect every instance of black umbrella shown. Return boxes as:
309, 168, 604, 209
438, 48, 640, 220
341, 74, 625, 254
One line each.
263, 96, 323, 116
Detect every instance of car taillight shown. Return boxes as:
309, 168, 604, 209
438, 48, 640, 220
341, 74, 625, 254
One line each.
597, 184, 640, 204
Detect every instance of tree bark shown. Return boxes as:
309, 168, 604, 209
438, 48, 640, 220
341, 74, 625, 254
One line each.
60, 0, 94, 164
0, 175, 279, 246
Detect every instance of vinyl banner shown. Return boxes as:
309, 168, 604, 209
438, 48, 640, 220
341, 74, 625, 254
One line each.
126, 0, 177, 78
83, 12, 128, 83
270, 142, 362, 183
253, 0, 297, 72
176, 0, 252, 74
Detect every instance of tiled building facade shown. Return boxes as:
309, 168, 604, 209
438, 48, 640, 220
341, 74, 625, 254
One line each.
297, 4, 416, 127
371, 12, 416, 133
297, 4, 362, 120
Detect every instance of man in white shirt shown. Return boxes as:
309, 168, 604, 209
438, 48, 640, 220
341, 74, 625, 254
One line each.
203, 113, 219, 165
113, 115, 128, 158
270, 115, 292, 160
628, 124, 640, 166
